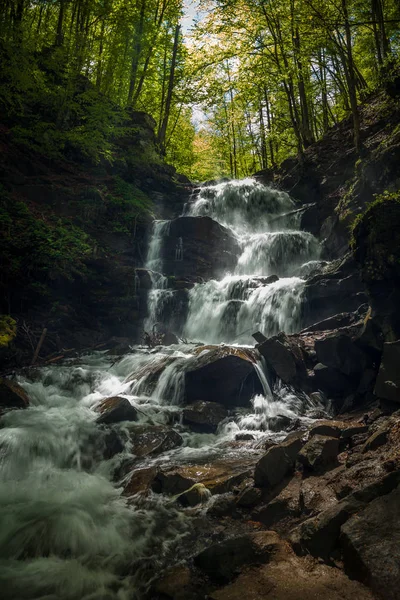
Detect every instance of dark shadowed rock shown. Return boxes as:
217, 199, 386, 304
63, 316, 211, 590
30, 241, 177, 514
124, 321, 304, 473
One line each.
176, 483, 212, 507
123, 466, 158, 497
313, 363, 352, 397
236, 484, 262, 508
374, 340, 400, 403
0, 378, 29, 413
257, 332, 308, 388
298, 435, 339, 470
290, 496, 364, 559
161, 216, 240, 280
95, 396, 138, 424
315, 333, 367, 376
194, 531, 282, 583
254, 436, 303, 487
341, 484, 400, 600
182, 401, 227, 433
153, 457, 256, 496
184, 346, 262, 407
362, 425, 388, 453
129, 425, 183, 457
254, 474, 302, 527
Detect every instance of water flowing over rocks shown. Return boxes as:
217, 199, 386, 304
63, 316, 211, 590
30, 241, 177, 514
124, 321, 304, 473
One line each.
3, 175, 400, 600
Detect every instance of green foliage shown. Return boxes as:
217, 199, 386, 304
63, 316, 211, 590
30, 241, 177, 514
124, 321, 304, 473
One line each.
0, 187, 92, 286
0, 316, 17, 347
107, 177, 153, 234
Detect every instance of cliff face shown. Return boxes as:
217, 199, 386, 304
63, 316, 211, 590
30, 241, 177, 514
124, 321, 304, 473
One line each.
0, 110, 190, 367
257, 88, 400, 260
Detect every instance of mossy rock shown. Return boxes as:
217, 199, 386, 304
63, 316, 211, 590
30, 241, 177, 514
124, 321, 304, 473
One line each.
0, 316, 17, 347
352, 191, 400, 284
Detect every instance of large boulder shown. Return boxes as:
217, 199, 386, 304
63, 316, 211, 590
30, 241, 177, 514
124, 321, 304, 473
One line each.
313, 363, 352, 397
303, 257, 368, 328
129, 425, 183, 457
208, 537, 374, 600
374, 340, 400, 403
184, 346, 262, 407
95, 396, 138, 424
352, 193, 400, 339
314, 333, 367, 377
254, 436, 303, 487
153, 457, 256, 496
256, 332, 308, 389
341, 484, 400, 599
298, 435, 339, 470
160, 216, 240, 281
194, 531, 282, 584
0, 378, 29, 413
182, 401, 227, 433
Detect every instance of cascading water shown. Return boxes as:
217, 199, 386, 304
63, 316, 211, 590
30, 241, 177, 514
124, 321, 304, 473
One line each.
1, 178, 328, 600
180, 179, 320, 343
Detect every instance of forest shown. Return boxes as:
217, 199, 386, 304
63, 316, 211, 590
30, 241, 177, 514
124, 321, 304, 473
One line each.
0, 0, 399, 180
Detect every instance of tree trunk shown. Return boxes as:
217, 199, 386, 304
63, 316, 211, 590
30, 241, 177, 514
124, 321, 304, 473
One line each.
158, 23, 180, 154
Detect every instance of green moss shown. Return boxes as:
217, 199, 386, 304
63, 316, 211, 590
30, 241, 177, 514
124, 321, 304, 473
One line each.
351, 190, 400, 281
0, 316, 17, 347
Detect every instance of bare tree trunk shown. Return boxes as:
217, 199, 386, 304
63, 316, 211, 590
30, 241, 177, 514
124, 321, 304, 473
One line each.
341, 0, 361, 153
158, 23, 180, 154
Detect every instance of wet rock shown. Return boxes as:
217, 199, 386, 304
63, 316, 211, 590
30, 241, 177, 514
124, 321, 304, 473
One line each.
362, 425, 388, 453
257, 332, 308, 388
176, 483, 212, 507
341, 424, 369, 439
254, 474, 302, 527
184, 346, 262, 407
254, 436, 303, 487
129, 425, 183, 457
207, 494, 237, 518
315, 333, 367, 377
103, 428, 125, 459
0, 378, 29, 413
209, 544, 374, 599
153, 565, 194, 600
123, 466, 158, 496
374, 340, 400, 403
290, 496, 364, 559
194, 531, 281, 583
268, 414, 294, 432
95, 396, 138, 424
309, 420, 344, 439
161, 216, 240, 280
341, 484, 400, 599
182, 401, 227, 433
298, 435, 339, 470
236, 484, 262, 508
313, 363, 352, 397
300, 472, 339, 514
235, 433, 255, 441
153, 458, 255, 496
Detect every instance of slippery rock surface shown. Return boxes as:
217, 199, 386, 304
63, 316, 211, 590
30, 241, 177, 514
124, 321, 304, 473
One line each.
0, 378, 29, 414
153, 457, 259, 496
184, 346, 262, 407
95, 396, 138, 424
341, 484, 400, 599
182, 401, 228, 433
256, 332, 308, 388
161, 216, 240, 281
128, 425, 183, 457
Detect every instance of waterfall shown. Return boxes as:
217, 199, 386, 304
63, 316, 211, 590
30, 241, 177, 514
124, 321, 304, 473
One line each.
181, 178, 320, 343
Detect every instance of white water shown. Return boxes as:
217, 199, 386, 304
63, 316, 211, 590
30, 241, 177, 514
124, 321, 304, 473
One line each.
1, 179, 327, 599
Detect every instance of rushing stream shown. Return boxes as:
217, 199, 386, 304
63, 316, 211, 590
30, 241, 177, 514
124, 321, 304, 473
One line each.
1, 179, 328, 599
